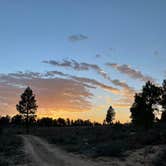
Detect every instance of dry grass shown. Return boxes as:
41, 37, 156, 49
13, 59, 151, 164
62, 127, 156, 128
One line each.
0, 128, 27, 166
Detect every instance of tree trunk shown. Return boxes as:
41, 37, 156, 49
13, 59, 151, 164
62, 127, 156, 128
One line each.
26, 112, 29, 134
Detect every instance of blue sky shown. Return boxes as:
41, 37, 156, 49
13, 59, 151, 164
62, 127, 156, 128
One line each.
0, 0, 166, 122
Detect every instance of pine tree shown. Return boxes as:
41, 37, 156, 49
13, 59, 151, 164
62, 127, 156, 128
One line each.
16, 87, 38, 133
130, 81, 161, 128
130, 93, 154, 128
161, 80, 166, 122
105, 105, 115, 125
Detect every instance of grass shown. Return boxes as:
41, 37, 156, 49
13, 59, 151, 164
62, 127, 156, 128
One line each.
30, 125, 133, 157
153, 149, 166, 166
0, 127, 27, 166
1, 123, 166, 165
30, 123, 166, 158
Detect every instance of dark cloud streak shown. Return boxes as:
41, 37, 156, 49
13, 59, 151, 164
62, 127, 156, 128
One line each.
107, 63, 155, 82
68, 34, 88, 42
43, 59, 134, 92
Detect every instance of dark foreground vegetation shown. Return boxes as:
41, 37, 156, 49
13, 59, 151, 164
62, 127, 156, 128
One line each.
0, 128, 27, 166
29, 123, 166, 158
1, 121, 166, 165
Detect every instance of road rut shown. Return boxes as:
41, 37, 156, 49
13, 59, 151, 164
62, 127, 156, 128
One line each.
21, 135, 100, 166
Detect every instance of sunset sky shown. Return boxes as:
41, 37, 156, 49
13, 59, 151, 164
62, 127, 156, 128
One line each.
0, 0, 166, 123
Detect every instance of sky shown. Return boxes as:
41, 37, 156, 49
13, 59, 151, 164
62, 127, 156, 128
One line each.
0, 0, 166, 123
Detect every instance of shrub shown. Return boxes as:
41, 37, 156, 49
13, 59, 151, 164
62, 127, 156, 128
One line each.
95, 140, 127, 157
153, 149, 166, 166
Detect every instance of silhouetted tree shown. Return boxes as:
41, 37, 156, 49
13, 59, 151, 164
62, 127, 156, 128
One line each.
84, 120, 93, 126
16, 87, 38, 134
57, 118, 66, 126
93, 122, 102, 126
73, 119, 84, 126
11, 114, 24, 126
66, 118, 71, 126
103, 119, 106, 125
70, 120, 74, 126
105, 105, 115, 125
37, 117, 53, 127
142, 81, 161, 109
53, 119, 58, 126
130, 81, 161, 128
161, 112, 166, 122
130, 93, 154, 128
0, 116, 10, 126
29, 116, 36, 126
161, 80, 166, 122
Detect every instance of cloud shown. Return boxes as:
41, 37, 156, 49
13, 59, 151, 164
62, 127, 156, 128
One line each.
43, 59, 136, 109
0, 68, 135, 119
71, 76, 120, 94
47, 70, 134, 110
0, 72, 94, 116
95, 54, 102, 58
4, 70, 120, 94
109, 48, 116, 52
44, 70, 120, 94
106, 63, 155, 82
68, 34, 88, 42
111, 79, 133, 91
45, 71, 68, 77
153, 50, 160, 57
0, 70, 123, 115
43, 59, 134, 91
43, 59, 110, 80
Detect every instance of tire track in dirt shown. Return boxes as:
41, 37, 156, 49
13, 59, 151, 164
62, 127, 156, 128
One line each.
21, 135, 100, 166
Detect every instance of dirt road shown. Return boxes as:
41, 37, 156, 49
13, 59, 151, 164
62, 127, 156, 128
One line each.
21, 135, 102, 166
21, 135, 163, 166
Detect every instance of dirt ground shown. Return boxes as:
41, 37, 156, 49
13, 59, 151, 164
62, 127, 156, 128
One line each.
21, 135, 165, 166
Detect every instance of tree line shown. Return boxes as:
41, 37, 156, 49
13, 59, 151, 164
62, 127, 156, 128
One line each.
1, 79, 166, 133
0, 115, 101, 127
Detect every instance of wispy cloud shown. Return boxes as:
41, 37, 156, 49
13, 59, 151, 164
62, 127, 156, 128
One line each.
0, 67, 135, 118
0, 72, 93, 115
44, 70, 134, 108
45, 71, 120, 94
95, 54, 102, 58
109, 48, 116, 52
0, 69, 123, 114
68, 34, 88, 42
43, 59, 135, 108
106, 63, 155, 82
153, 50, 160, 57
0, 59, 136, 116
43, 59, 134, 91
43, 59, 110, 80
71, 76, 120, 94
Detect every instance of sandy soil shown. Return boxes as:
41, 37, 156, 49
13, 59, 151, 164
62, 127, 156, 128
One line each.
21, 135, 102, 166
21, 135, 165, 166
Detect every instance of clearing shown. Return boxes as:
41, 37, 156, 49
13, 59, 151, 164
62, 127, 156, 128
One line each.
21, 135, 164, 166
